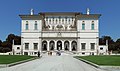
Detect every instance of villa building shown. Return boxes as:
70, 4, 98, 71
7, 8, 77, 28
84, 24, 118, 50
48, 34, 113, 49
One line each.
13, 9, 108, 56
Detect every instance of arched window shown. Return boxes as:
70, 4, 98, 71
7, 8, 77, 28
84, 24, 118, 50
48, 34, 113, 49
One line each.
56, 19, 57, 23
65, 17, 67, 23
91, 21, 94, 30
69, 18, 70, 24
91, 24, 94, 30
34, 21, 38, 30
62, 18, 64, 24
82, 21, 85, 30
25, 21, 29, 30
49, 19, 51, 24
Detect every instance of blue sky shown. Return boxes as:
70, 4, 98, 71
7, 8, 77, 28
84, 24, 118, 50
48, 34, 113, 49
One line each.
0, 0, 120, 41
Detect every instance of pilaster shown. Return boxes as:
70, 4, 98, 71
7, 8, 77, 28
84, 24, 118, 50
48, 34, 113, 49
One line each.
47, 40, 49, 51
69, 41, 72, 51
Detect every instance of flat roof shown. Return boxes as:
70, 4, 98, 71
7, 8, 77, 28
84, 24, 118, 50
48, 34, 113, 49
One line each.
77, 14, 101, 19
39, 12, 81, 15
19, 12, 101, 19
19, 15, 43, 20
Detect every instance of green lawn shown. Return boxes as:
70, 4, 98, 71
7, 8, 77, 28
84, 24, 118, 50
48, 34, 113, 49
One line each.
0, 55, 34, 64
76, 55, 120, 66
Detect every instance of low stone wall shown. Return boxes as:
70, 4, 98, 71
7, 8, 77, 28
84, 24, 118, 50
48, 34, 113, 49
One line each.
0, 52, 12, 55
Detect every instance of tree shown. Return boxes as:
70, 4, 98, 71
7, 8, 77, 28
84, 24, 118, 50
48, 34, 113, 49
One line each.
116, 38, 120, 43
115, 38, 120, 52
99, 36, 115, 51
4, 34, 21, 50
6, 34, 15, 44
99, 38, 106, 45
0, 40, 2, 46
1, 47, 11, 53
14, 36, 21, 45
1, 41, 12, 48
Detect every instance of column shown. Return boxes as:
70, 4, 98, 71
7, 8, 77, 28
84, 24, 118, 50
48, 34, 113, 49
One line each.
70, 18, 72, 24
64, 18, 65, 24
54, 18, 56, 24
39, 38, 41, 52
72, 18, 75, 24
77, 38, 80, 52
51, 18, 53, 24
60, 18, 62, 24
54, 40, 57, 51
57, 18, 59, 24
69, 41, 72, 51
62, 41, 64, 50
49, 18, 52, 24
48, 18, 49, 24
66, 18, 68, 24
47, 41, 49, 51
44, 18, 46, 25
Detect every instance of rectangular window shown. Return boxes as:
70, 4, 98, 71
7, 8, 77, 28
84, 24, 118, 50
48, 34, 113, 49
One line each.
25, 43, 29, 50
91, 43, 95, 50
17, 47, 20, 50
25, 21, 29, 30
82, 52, 85, 55
81, 43, 86, 50
24, 52, 28, 55
34, 52, 37, 55
100, 47, 103, 50
34, 43, 38, 50
34, 21, 38, 30
82, 23, 85, 30
91, 23, 94, 30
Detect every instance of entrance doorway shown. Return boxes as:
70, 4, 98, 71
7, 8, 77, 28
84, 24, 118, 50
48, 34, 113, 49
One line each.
72, 41, 77, 51
49, 41, 55, 50
42, 41, 47, 51
64, 41, 69, 51
57, 41, 62, 50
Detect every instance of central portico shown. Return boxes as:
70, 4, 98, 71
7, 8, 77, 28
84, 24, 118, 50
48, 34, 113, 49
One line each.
42, 39, 77, 51
40, 12, 79, 52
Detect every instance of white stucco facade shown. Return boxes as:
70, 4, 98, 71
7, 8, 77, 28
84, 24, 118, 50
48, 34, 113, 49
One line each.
98, 45, 108, 55
12, 10, 108, 56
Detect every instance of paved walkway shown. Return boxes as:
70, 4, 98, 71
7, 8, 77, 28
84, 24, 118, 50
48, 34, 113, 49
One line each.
0, 55, 105, 71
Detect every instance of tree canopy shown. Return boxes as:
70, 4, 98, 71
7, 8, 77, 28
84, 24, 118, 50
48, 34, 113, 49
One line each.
99, 36, 120, 51
0, 34, 21, 53
0, 40, 2, 46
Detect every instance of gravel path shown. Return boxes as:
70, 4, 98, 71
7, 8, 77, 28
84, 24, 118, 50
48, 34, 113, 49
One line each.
0, 55, 105, 71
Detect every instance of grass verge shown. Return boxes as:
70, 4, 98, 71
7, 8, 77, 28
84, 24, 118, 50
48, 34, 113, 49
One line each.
75, 55, 120, 66
0, 55, 35, 64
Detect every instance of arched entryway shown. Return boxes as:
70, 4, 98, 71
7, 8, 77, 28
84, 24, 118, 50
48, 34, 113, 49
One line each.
42, 41, 47, 51
57, 40, 62, 50
64, 41, 69, 51
71, 41, 77, 51
49, 41, 55, 50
